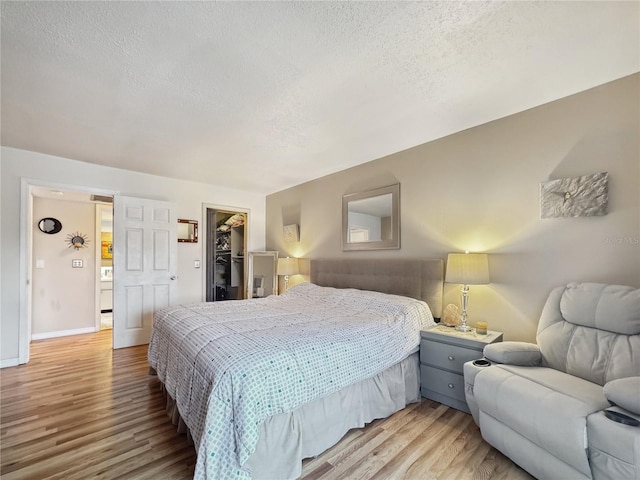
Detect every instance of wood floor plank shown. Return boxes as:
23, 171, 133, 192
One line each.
1, 329, 533, 480
367, 408, 472, 480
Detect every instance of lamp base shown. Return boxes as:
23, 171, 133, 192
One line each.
456, 284, 473, 332
455, 324, 474, 333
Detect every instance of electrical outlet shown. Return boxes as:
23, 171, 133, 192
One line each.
72, 259, 83, 268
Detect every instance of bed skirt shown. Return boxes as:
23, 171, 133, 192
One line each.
152, 352, 420, 479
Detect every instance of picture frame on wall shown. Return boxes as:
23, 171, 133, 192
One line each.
540, 172, 608, 218
102, 241, 113, 259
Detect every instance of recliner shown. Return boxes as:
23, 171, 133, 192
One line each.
464, 282, 640, 480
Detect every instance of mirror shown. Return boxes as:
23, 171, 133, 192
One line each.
342, 184, 400, 251
38, 217, 63, 234
247, 251, 278, 298
177, 219, 198, 243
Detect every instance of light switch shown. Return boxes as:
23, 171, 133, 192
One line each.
36, 259, 45, 269
194, 260, 201, 268
72, 259, 83, 268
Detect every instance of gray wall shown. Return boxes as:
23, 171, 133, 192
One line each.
266, 74, 640, 342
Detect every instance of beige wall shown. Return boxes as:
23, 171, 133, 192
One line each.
266, 74, 640, 342
32, 198, 96, 335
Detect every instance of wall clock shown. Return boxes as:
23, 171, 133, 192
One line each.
540, 172, 608, 218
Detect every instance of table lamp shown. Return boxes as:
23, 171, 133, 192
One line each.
445, 252, 490, 332
277, 257, 299, 293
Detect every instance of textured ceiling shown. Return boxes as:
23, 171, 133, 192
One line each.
1, 1, 638, 195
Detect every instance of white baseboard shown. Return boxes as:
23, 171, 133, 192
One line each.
31, 327, 97, 341
1, 358, 20, 368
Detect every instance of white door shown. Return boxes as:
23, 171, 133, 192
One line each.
112, 195, 177, 349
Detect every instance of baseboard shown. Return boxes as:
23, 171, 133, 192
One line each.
31, 327, 97, 341
1, 358, 20, 368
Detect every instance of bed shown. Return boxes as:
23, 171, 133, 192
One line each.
148, 258, 443, 480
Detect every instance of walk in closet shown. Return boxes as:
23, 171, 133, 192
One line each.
206, 209, 246, 301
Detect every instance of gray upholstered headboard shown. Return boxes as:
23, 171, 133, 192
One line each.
310, 258, 444, 319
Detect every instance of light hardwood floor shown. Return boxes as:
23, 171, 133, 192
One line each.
1, 330, 533, 480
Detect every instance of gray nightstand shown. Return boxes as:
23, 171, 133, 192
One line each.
420, 326, 503, 413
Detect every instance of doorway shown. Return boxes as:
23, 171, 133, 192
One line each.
97, 203, 114, 331
206, 208, 247, 301
23, 183, 117, 363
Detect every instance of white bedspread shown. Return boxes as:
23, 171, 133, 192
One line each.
148, 282, 435, 480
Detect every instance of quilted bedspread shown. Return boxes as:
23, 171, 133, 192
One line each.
148, 282, 435, 479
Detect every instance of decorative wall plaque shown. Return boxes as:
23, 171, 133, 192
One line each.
283, 224, 299, 243
540, 172, 608, 218
66, 231, 89, 249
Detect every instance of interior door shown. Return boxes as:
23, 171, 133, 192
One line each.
112, 195, 177, 349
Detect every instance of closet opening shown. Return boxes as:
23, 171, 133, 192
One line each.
205, 209, 247, 301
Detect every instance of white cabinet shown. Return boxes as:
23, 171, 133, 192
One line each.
100, 281, 113, 312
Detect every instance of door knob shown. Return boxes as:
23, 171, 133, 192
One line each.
170, 276, 177, 281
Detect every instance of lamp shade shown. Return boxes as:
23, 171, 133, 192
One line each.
277, 257, 299, 276
445, 253, 490, 285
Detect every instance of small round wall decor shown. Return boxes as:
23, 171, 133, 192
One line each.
66, 232, 89, 250
38, 217, 63, 234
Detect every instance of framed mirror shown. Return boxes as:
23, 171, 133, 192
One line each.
247, 251, 278, 298
38, 217, 63, 234
342, 184, 400, 251
177, 219, 198, 243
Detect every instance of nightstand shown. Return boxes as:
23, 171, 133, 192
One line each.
420, 325, 503, 413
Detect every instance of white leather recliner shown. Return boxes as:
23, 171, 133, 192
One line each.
464, 282, 640, 480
